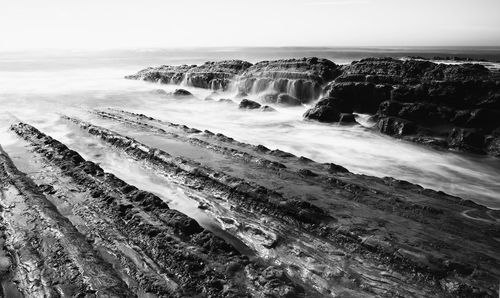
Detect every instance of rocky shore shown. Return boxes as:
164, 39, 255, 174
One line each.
127, 57, 500, 157
1, 56, 499, 297
1, 107, 499, 297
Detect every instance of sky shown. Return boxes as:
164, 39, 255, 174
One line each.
1, 0, 500, 50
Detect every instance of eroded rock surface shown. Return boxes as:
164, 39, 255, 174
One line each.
42, 109, 500, 297
3, 123, 307, 297
1, 110, 499, 296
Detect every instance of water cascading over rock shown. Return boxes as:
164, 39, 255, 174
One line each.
126, 57, 342, 103
235, 57, 342, 103
125, 60, 253, 90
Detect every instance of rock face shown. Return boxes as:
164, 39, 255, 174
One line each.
336, 57, 490, 84
486, 135, 500, 156
237, 57, 341, 103
377, 116, 418, 136
304, 57, 500, 155
125, 60, 252, 90
303, 97, 341, 122
448, 128, 486, 152
303, 96, 360, 124
323, 82, 392, 114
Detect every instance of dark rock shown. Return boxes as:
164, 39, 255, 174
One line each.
38, 184, 56, 194
378, 100, 404, 117
448, 128, 485, 152
464, 109, 500, 132
276, 94, 301, 106
325, 163, 349, 173
239, 99, 261, 109
408, 136, 448, 148
397, 102, 443, 123
317, 96, 354, 113
377, 117, 418, 136
172, 89, 194, 97
451, 110, 472, 126
486, 136, 500, 157
303, 98, 341, 123
197, 202, 209, 210
298, 169, 318, 177
324, 82, 391, 114
390, 85, 425, 102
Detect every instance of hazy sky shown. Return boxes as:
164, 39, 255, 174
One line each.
1, 0, 500, 50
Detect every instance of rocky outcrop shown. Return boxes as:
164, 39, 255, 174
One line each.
303, 97, 341, 123
237, 57, 341, 103
131, 56, 500, 156
239, 99, 261, 109
336, 57, 490, 84
486, 134, 500, 156
172, 88, 194, 98
377, 116, 418, 136
448, 128, 486, 153
0, 145, 131, 297
323, 82, 392, 114
127, 57, 341, 103
125, 60, 252, 90
304, 57, 500, 155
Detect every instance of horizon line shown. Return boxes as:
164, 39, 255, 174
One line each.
1, 45, 500, 53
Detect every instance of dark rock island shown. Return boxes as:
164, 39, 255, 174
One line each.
127, 57, 500, 157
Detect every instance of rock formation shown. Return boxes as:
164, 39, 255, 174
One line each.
129, 56, 500, 156
125, 60, 252, 90
236, 57, 342, 102
304, 57, 500, 156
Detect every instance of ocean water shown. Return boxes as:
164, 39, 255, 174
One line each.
1, 47, 499, 208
